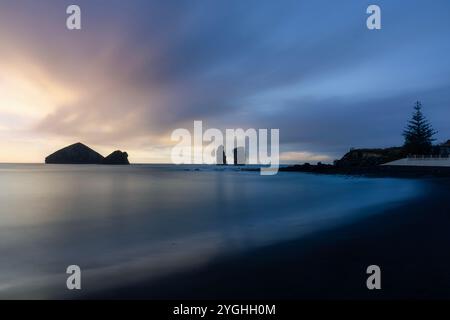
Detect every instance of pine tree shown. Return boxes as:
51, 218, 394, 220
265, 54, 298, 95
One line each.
402, 101, 437, 155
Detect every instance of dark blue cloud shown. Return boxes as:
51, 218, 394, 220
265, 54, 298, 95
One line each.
2, 0, 450, 161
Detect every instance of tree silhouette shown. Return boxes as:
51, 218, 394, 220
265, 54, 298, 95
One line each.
403, 101, 437, 155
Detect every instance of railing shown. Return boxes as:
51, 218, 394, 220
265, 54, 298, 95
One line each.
407, 155, 450, 159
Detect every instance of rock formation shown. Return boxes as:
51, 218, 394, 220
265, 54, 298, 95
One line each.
216, 145, 227, 165
233, 147, 246, 165
334, 147, 406, 167
45, 143, 130, 165
102, 150, 129, 165
45, 142, 105, 164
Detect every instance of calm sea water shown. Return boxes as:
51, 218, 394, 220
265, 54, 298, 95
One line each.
0, 164, 421, 298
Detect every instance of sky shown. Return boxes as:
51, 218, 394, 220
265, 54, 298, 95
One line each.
0, 0, 449, 163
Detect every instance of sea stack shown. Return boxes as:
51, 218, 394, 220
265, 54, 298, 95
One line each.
103, 151, 130, 165
233, 147, 246, 165
216, 145, 227, 165
45, 142, 104, 164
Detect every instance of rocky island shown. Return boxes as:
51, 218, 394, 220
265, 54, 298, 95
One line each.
45, 142, 130, 165
102, 150, 130, 165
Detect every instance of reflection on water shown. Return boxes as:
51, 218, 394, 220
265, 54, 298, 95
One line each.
0, 164, 421, 298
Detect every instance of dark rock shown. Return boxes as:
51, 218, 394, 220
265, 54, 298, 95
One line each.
280, 162, 450, 178
233, 147, 246, 165
102, 150, 129, 165
334, 147, 406, 168
216, 145, 227, 165
45, 142, 104, 164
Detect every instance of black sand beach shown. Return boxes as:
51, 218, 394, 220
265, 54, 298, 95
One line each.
87, 178, 450, 300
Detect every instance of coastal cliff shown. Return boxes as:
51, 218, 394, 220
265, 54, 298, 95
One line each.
279, 146, 450, 177
334, 147, 406, 167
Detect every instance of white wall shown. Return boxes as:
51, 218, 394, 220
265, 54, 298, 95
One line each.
383, 158, 450, 167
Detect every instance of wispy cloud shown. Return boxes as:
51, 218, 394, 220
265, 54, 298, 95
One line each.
1, 0, 449, 163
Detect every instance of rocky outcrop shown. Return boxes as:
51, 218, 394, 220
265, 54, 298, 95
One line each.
334, 147, 406, 167
280, 162, 450, 178
45, 142, 104, 164
102, 151, 129, 165
233, 147, 246, 165
216, 145, 227, 165
45, 143, 130, 165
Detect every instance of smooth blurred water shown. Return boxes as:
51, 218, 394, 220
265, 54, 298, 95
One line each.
0, 164, 421, 298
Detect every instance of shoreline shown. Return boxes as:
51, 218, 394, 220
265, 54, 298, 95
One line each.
278, 164, 450, 178
86, 178, 450, 299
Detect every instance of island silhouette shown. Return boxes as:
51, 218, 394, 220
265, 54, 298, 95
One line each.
45, 142, 129, 165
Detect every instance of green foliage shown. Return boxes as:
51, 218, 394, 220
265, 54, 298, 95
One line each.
403, 101, 437, 155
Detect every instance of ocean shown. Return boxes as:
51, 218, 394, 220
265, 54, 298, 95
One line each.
0, 164, 421, 298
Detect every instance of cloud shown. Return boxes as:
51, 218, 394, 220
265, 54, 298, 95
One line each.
1, 0, 450, 163
280, 151, 332, 164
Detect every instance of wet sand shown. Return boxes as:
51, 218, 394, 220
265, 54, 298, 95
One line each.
88, 178, 450, 299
